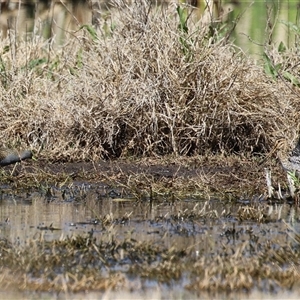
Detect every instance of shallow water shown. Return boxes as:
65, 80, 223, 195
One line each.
1, 184, 300, 299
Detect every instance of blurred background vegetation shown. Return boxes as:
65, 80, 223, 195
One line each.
0, 0, 299, 57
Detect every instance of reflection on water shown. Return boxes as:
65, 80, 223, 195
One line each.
0, 186, 299, 247
0, 186, 219, 248
1, 185, 300, 299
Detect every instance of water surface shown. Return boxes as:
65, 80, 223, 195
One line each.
1, 184, 300, 299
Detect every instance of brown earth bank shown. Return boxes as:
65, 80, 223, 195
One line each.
7, 155, 287, 200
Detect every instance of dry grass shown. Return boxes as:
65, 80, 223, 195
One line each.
0, 2, 299, 297
0, 0, 298, 162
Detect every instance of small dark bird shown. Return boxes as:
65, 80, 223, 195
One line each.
0, 148, 33, 166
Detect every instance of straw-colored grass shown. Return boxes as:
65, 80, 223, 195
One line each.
0, 0, 298, 163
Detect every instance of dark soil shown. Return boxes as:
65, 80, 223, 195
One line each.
11, 155, 286, 199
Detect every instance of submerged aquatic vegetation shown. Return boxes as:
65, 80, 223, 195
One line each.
0, 199, 300, 294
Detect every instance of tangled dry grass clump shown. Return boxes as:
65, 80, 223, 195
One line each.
0, 1, 298, 162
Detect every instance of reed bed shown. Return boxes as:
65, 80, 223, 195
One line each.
0, 0, 298, 162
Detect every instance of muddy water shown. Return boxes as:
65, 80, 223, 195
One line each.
0, 186, 222, 247
1, 184, 300, 299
